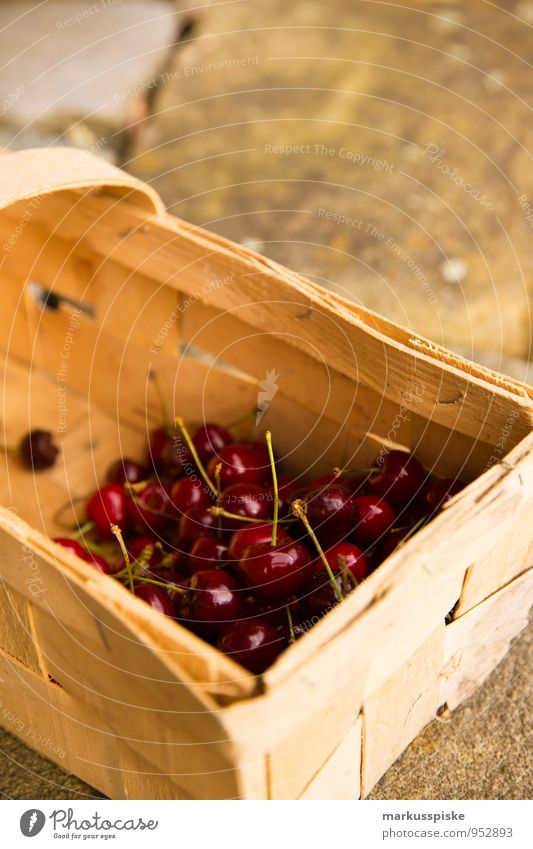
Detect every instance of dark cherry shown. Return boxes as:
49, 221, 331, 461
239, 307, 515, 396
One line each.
217, 618, 284, 674
239, 539, 312, 601
220, 483, 272, 532
134, 583, 175, 617
178, 505, 218, 550
126, 481, 174, 533
342, 471, 368, 497
207, 443, 265, 488
187, 535, 229, 575
147, 427, 190, 478
192, 422, 233, 465
304, 483, 359, 547
310, 473, 340, 489
227, 523, 291, 563
303, 570, 354, 617
381, 526, 412, 559
19, 429, 58, 470
127, 535, 163, 567
187, 569, 242, 633
312, 541, 369, 583
352, 495, 396, 547
87, 484, 130, 539
368, 450, 426, 508
244, 594, 300, 630
170, 476, 213, 515
425, 478, 464, 515
106, 457, 148, 485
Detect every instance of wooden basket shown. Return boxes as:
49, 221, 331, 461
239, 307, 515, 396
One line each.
0, 147, 532, 800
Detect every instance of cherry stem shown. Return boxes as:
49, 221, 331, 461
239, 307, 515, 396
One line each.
148, 370, 171, 429
110, 524, 134, 593
214, 462, 223, 540
208, 506, 296, 525
265, 430, 278, 546
291, 499, 344, 602
131, 574, 187, 594
71, 520, 94, 539
53, 495, 91, 531
175, 416, 217, 496
395, 514, 428, 546
286, 604, 295, 643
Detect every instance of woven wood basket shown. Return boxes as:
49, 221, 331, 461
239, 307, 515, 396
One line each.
0, 147, 532, 800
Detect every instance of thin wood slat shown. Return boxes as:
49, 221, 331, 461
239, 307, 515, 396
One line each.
0, 146, 531, 799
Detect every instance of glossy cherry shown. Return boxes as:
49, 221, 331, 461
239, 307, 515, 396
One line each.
87, 484, 130, 539
368, 450, 426, 508
301, 570, 354, 617
227, 523, 291, 563
263, 475, 299, 516
217, 618, 284, 673
220, 483, 272, 532
134, 583, 175, 617
127, 535, 163, 567
312, 541, 369, 583
352, 495, 396, 547
239, 539, 312, 601
147, 427, 190, 478
187, 535, 229, 575
126, 481, 174, 533
106, 457, 148, 485
178, 505, 218, 550
19, 429, 58, 470
169, 476, 213, 515
304, 483, 359, 547
191, 422, 232, 465
207, 443, 265, 488
187, 569, 242, 633
53, 537, 87, 559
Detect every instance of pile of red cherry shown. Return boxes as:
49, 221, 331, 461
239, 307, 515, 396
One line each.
49, 419, 463, 674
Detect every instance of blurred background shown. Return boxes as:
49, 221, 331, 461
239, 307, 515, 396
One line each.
0, 0, 531, 799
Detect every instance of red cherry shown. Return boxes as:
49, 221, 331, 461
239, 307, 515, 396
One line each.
87, 484, 130, 539
352, 495, 396, 547
368, 450, 426, 508
227, 523, 291, 562
304, 483, 358, 547
220, 483, 272, 531
310, 473, 340, 488
178, 505, 218, 550
312, 541, 369, 583
147, 427, 190, 478
85, 553, 111, 574
191, 422, 232, 465
302, 570, 354, 617
126, 481, 174, 533
187, 569, 242, 633
106, 458, 148, 485
217, 618, 284, 673
53, 537, 87, 559
207, 443, 265, 487
134, 583, 175, 616
425, 478, 463, 515
239, 539, 312, 601
127, 535, 163, 566
169, 476, 213, 515
187, 535, 229, 574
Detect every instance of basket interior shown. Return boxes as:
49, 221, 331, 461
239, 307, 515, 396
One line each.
0, 187, 529, 540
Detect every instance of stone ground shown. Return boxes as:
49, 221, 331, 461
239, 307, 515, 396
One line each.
0, 0, 532, 799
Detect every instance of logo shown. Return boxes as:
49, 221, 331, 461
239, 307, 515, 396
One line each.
256, 369, 279, 424
20, 809, 46, 837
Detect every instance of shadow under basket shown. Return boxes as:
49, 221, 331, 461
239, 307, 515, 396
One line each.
0, 147, 532, 800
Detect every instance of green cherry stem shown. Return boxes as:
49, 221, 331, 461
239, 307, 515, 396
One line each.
214, 462, 223, 540
265, 430, 278, 546
175, 416, 217, 496
71, 520, 95, 539
286, 604, 296, 643
291, 499, 344, 602
110, 524, 134, 594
